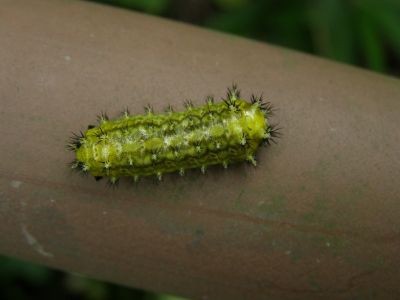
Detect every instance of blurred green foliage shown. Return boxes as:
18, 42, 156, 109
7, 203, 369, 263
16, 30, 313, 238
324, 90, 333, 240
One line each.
92, 0, 400, 75
93, 0, 169, 14
0, 256, 186, 300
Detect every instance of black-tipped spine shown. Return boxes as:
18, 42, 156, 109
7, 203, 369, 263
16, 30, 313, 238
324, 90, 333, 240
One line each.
66, 131, 84, 151
227, 83, 240, 100
263, 124, 282, 145
97, 111, 109, 124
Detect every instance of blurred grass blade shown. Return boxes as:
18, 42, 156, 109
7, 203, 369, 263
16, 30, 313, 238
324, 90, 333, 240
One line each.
357, 11, 386, 72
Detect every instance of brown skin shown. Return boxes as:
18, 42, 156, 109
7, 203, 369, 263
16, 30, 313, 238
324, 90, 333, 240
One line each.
1, 0, 400, 299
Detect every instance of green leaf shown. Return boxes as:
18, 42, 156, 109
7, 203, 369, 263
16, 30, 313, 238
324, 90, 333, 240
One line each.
357, 12, 386, 72
307, 0, 355, 63
213, 0, 250, 11
356, 0, 400, 55
99, 0, 170, 14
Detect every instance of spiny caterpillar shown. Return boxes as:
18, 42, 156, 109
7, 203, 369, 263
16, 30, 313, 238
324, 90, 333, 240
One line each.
67, 85, 279, 184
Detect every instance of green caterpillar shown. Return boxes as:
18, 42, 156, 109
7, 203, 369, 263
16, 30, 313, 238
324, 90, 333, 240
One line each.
68, 85, 279, 184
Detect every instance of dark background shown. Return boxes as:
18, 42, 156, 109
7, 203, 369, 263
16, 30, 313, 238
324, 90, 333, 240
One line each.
93, 0, 400, 76
1, 0, 399, 299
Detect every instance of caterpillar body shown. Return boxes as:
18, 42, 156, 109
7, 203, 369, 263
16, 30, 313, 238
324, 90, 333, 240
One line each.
68, 85, 279, 184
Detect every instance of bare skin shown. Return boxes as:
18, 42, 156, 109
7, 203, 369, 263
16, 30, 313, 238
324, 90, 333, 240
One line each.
0, 0, 399, 299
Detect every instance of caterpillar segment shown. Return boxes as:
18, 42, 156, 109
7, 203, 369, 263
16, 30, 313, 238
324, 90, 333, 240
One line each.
68, 85, 279, 184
